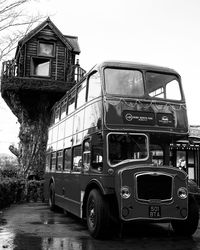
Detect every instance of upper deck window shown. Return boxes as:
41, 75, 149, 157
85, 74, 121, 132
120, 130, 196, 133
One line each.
77, 80, 86, 108
68, 91, 76, 114
88, 72, 101, 101
104, 68, 144, 97
146, 72, 182, 101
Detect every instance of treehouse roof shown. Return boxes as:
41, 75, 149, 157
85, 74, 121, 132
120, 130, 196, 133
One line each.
15, 17, 80, 58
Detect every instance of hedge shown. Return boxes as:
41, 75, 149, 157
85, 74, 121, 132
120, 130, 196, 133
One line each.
0, 163, 45, 209
0, 178, 45, 209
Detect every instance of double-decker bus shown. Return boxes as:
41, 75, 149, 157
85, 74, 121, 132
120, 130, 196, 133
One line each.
44, 61, 199, 238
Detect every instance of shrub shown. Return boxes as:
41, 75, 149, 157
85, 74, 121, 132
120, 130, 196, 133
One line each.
26, 180, 45, 202
0, 177, 44, 209
0, 177, 25, 209
0, 160, 45, 209
0, 164, 20, 178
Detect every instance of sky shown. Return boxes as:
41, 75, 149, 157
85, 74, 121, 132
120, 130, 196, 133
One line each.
1, 0, 200, 154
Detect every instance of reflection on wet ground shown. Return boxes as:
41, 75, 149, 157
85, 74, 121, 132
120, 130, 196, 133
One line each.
0, 203, 200, 250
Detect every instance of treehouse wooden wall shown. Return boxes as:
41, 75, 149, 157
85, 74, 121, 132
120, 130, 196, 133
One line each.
17, 26, 75, 82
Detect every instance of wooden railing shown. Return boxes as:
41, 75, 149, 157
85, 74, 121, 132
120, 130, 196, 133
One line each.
1, 59, 86, 83
67, 61, 86, 83
74, 64, 86, 82
1, 59, 18, 79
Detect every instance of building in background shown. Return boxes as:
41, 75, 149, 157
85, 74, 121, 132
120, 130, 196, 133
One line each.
171, 125, 200, 186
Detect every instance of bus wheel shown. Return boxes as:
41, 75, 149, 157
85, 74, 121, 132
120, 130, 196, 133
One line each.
49, 183, 56, 211
86, 189, 110, 238
171, 197, 199, 236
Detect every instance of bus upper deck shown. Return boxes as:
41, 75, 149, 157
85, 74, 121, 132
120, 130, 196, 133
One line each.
49, 61, 188, 143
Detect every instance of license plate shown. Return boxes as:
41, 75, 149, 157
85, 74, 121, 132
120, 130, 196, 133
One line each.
149, 205, 161, 218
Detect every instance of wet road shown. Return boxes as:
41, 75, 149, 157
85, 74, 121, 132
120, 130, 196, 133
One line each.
0, 203, 200, 250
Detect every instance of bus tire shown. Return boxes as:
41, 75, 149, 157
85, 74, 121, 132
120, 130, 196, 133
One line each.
171, 196, 199, 236
49, 183, 56, 211
86, 189, 111, 239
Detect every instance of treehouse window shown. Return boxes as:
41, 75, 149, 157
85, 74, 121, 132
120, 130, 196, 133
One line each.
31, 57, 51, 77
38, 42, 55, 57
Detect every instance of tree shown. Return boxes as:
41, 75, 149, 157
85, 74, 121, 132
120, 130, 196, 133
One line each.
0, 0, 46, 178
0, 0, 44, 61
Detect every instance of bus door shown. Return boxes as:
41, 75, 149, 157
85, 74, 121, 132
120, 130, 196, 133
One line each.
63, 145, 82, 217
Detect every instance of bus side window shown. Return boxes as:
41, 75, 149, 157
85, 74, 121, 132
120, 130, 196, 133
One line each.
77, 80, 86, 109
68, 91, 76, 114
51, 152, 57, 172
83, 139, 91, 172
92, 146, 103, 172
60, 98, 67, 119
87, 71, 101, 101
50, 109, 55, 126
72, 146, 82, 172
55, 106, 60, 123
57, 150, 63, 171
63, 148, 72, 171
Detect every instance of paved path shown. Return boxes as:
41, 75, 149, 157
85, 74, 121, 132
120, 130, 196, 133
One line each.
0, 203, 200, 250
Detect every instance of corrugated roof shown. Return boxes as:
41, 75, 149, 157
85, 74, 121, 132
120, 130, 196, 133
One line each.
64, 35, 80, 54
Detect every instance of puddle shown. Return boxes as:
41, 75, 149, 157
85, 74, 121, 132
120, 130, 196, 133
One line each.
0, 227, 199, 250
0, 229, 15, 250
42, 237, 88, 250
30, 220, 63, 225
0, 232, 94, 250
0, 203, 199, 250
0, 218, 7, 226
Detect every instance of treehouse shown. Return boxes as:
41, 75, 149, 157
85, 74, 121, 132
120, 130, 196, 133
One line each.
1, 17, 86, 119
0, 18, 86, 178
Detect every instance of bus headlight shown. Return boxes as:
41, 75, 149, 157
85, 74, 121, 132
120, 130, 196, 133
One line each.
177, 187, 188, 199
120, 186, 131, 199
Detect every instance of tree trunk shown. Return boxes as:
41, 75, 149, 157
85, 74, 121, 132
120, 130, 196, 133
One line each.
19, 114, 49, 178
6, 91, 51, 179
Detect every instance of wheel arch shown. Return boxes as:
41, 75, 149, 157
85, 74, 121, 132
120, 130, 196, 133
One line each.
82, 179, 106, 219
82, 179, 117, 219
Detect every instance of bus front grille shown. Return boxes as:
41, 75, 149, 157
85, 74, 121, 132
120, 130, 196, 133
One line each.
136, 173, 172, 201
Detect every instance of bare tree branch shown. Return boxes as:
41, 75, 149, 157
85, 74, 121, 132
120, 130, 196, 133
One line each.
0, 0, 45, 62
0, 1, 30, 15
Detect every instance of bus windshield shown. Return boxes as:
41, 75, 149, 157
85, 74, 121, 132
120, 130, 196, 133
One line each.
104, 68, 144, 97
146, 72, 182, 101
108, 133, 148, 166
104, 68, 182, 101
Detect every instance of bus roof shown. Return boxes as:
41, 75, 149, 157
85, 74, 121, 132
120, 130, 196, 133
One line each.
52, 60, 180, 110
97, 61, 179, 75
